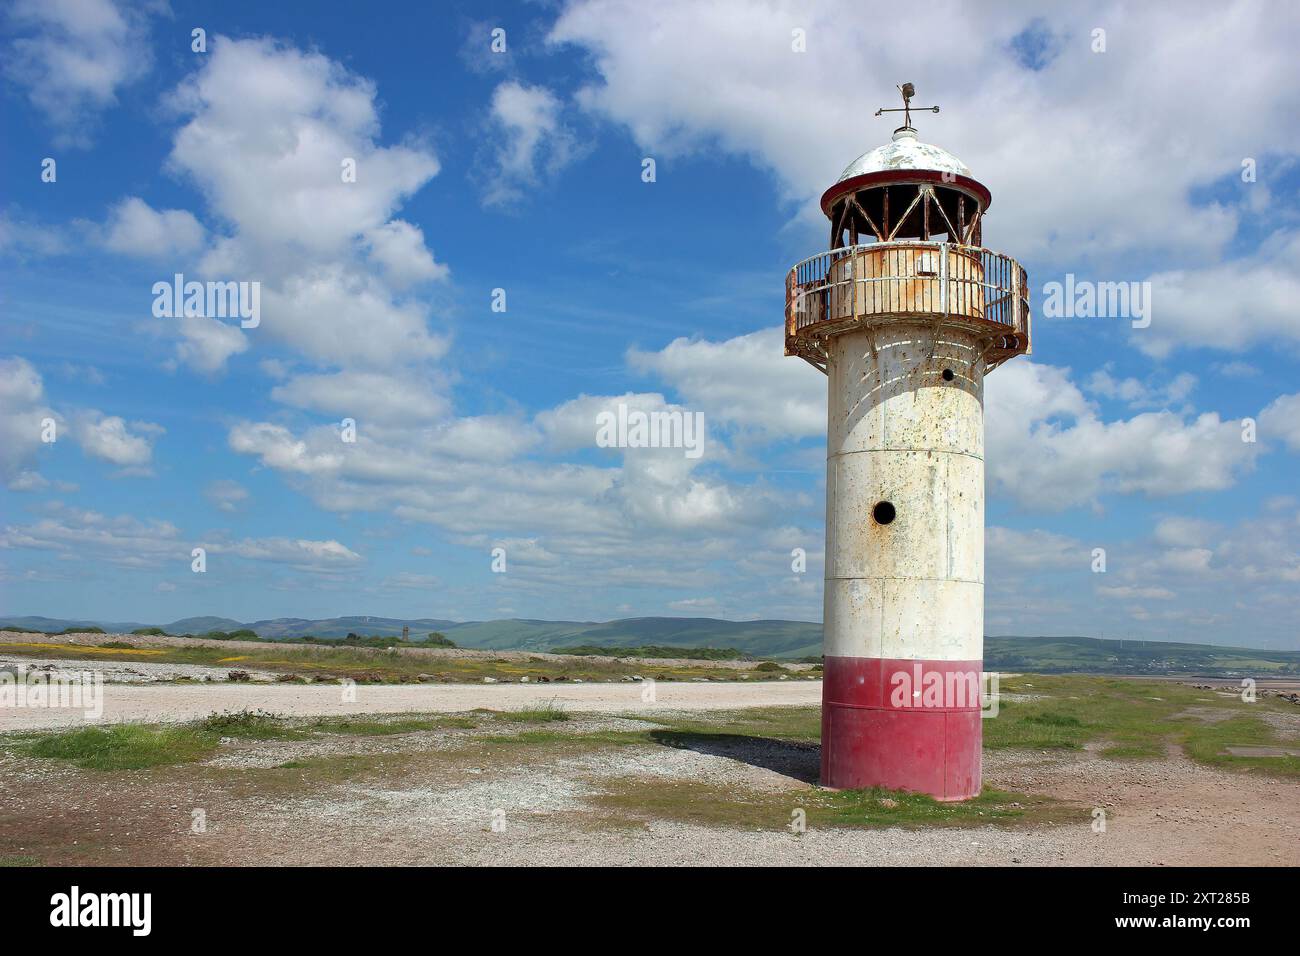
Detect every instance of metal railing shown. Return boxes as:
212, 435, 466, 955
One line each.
785, 241, 1029, 346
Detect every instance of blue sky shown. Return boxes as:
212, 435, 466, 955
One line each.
1, 0, 1298, 648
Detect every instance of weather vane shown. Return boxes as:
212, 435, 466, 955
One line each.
874, 82, 939, 129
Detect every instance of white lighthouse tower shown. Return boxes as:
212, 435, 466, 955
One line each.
785, 86, 1031, 799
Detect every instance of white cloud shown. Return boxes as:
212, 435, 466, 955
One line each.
549, 1, 1300, 267
102, 197, 206, 259
1139, 232, 1300, 356
0, 356, 58, 486
628, 328, 824, 439
987, 526, 1086, 571
1097, 585, 1176, 600
213, 536, 361, 570
271, 369, 450, 424
986, 361, 1260, 510
158, 35, 447, 371
4, 0, 162, 146
172, 313, 249, 375
72, 410, 160, 470
1085, 367, 1196, 409
363, 220, 449, 287
1258, 393, 1300, 453
483, 81, 578, 206
0, 505, 362, 573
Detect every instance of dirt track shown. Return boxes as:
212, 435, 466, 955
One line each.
0, 679, 822, 731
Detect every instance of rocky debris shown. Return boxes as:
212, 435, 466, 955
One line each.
483, 677, 497, 684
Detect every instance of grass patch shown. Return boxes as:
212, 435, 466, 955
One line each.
0, 855, 39, 867
197, 710, 308, 740
23, 724, 218, 770
593, 778, 1070, 831
495, 701, 570, 723
985, 675, 1300, 778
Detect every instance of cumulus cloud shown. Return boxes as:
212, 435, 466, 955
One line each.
71, 410, 161, 471
628, 328, 824, 439
1259, 393, 1300, 452
482, 81, 579, 206
101, 197, 206, 259
172, 314, 249, 375
156, 35, 447, 372
4, 0, 162, 146
0, 356, 58, 487
1139, 232, 1300, 356
986, 361, 1260, 510
549, 0, 1299, 268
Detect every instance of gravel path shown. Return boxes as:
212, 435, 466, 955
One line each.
0, 678, 822, 731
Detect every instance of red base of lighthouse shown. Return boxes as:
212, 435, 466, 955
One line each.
820, 656, 982, 800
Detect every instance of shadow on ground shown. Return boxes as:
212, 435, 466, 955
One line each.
649, 730, 820, 784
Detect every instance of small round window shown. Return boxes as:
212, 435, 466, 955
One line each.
872, 501, 896, 525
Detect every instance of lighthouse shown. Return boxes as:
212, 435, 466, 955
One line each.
784, 85, 1031, 800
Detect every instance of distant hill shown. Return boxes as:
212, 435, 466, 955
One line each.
0, 615, 150, 634
165, 616, 246, 634
248, 616, 458, 639
984, 634, 1300, 676
2, 614, 1297, 675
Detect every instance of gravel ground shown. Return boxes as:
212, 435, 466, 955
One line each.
0, 677, 822, 731
0, 655, 281, 684
2, 704, 1296, 865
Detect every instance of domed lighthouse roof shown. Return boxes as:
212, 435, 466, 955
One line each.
836, 127, 972, 182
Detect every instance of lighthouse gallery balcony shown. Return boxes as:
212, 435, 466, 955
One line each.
784, 240, 1031, 372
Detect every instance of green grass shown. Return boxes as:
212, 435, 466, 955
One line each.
494, 702, 570, 723
0, 855, 40, 867
593, 778, 1069, 830
23, 724, 220, 769
984, 675, 1300, 777
12, 710, 482, 770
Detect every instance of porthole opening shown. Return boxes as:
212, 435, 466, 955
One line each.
942, 368, 955, 381
872, 501, 896, 525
